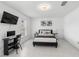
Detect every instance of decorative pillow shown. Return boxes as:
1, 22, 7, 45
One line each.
45, 31, 51, 34
39, 29, 53, 34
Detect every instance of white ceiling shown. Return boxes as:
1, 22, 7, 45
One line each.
2, 1, 79, 18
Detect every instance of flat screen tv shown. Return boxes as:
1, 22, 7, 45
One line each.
7, 31, 15, 37
1, 11, 18, 25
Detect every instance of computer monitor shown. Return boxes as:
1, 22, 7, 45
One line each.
7, 31, 15, 37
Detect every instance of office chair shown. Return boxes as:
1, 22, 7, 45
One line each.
14, 34, 22, 54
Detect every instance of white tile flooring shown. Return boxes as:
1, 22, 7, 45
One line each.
2, 39, 79, 57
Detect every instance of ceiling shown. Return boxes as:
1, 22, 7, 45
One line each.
2, 1, 79, 18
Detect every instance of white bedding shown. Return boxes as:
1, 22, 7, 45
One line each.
33, 38, 56, 42
38, 34, 54, 36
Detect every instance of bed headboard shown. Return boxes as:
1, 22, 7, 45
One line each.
39, 29, 53, 34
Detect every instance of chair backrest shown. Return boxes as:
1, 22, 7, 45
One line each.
16, 34, 21, 42
16, 34, 21, 39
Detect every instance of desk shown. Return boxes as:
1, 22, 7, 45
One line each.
3, 36, 18, 55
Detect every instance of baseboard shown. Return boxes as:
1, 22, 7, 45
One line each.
64, 38, 79, 50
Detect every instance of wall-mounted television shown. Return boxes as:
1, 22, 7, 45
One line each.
1, 11, 18, 25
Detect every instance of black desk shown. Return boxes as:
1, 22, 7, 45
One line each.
3, 36, 18, 55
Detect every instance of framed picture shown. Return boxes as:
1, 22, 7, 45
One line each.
41, 20, 52, 26
41, 21, 46, 26
47, 21, 52, 26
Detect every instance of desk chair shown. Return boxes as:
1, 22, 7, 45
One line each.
14, 34, 22, 54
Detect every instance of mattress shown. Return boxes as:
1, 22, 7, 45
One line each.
33, 38, 56, 42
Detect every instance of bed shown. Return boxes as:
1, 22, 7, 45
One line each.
33, 29, 58, 48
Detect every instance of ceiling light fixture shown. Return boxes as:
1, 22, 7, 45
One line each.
38, 3, 50, 11
61, 1, 67, 6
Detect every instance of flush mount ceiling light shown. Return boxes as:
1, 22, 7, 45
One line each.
38, 3, 51, 11
61, 1, 67, 6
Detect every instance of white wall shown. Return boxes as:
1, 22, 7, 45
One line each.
0, 2, 30, 56
26, 17, 32, 39
64, 7, 79, 49
31, 17, 64, 39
